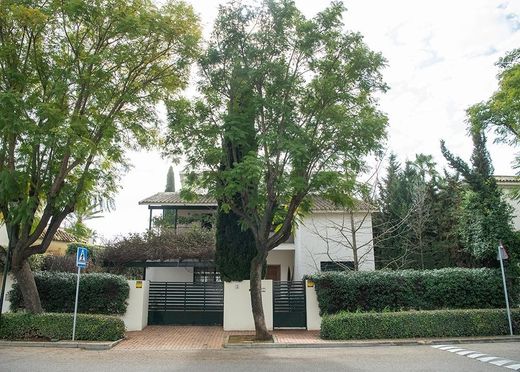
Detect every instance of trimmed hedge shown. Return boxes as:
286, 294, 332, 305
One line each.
321, 308, 520, 340
8, 271, 129, 315
0, 312, 125, 341
308, 268, 514, 314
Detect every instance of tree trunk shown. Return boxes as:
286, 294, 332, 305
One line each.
250, 249, 271, 341
11, 258, 42, 313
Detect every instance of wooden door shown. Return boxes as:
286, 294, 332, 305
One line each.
265, 265, 281, 281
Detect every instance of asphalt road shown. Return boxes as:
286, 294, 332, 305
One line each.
0, 342, 519, 372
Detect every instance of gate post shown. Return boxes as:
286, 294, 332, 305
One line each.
305, 280, 321, 331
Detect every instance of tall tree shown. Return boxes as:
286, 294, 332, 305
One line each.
0, 0, 200, 312
165, 166, 176, 192
441, 126, 516, 263
167, 0, 387, 339
162, 166, 176, 228
214, 67, 259, 282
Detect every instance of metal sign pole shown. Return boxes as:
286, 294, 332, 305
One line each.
498, 244, 513, 336
72, 266, 81, 341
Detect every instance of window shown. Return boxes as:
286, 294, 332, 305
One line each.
193, 267, 221, 282
320, 261, 355, 272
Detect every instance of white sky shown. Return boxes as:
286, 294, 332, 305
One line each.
87, 0, 520, 241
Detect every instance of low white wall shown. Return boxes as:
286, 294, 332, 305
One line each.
145, 267, 193, 282
305, 280, 321, 331
1, 274, 14, 313
121, 280, 149, 331
224, 280, 273, 331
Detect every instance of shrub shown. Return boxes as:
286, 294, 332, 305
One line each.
40, 255, 101, 273
8, 271, 129, 315
0, 312, 125, 341
320, 308, 520, 340
307, 268, 513, 314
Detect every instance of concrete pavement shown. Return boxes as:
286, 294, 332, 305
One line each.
1, 342, 519, 372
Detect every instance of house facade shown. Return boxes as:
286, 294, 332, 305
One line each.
138, 192, 375, 283
496, 175, 520, 231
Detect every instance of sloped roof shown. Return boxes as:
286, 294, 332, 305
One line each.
139, 193, 218, 207
495, 175, 520, 184
139, 192, 373, 212
39, 228, 78, 243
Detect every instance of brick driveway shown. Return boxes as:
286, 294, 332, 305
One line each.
115, 326, 321, 350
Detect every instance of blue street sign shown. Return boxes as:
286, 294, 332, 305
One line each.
76, 247, 89, 268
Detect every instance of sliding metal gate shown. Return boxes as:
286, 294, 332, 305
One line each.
148, 282, 224, 325
273, 281, 306, 328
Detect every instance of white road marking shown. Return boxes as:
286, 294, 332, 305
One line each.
456, 350, 477, 356
478, 356, 500, 362
432, 345, 520, 370
491, 360, 515, 367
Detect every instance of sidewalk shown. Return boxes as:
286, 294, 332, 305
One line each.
113, 326, 520, 351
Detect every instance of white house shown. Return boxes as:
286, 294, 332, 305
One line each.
496, 175, 520, 231
138, 192, 375, 283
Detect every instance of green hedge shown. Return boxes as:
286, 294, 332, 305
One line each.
0, 313, 125, 341
8, 271, 129, 315
321, 308, 520, 340
308, 268, 513, 314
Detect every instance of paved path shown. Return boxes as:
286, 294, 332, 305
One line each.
115, 326, 321, 350
1, 342, 519, 371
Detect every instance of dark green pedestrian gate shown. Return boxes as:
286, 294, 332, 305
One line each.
148, 282, 224, 325
273, 281, 306, 328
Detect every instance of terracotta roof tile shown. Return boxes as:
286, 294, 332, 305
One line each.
139, 192, 373, 211
39, 228, 78, 243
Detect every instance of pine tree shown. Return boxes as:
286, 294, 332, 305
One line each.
441, 128, 516, 263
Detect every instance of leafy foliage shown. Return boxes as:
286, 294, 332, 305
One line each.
307, 268, 513, 315
0, 312, 125, 341
0, 0, 200, 311
166, 0, 388, 337
373, 154, 465, 269
441, 129, 516, 262
101, 228, 215, 267
320, 309, 520, 340
8, 271, 129, 315
468, 48, 520, 180
215, 209, 259, 281
166, 0, 388, 251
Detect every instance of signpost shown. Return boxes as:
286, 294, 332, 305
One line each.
72, 247, 88, 341
497, 242, 513, 336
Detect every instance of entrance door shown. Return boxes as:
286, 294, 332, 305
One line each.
265, 265, 281, 281
273, 281, 306, 328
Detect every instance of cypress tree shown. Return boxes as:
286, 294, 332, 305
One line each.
215, 68, 260, 281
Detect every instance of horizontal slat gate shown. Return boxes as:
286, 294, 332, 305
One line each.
273, 281, 306, 328
148, 282, 224, 325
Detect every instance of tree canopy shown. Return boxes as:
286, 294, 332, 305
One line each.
468, 48, 520, 179
0, 0, 200, 312
166, 0, 388, 339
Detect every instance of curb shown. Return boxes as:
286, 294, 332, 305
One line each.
223, 335, 520, 349
0, 338, 124, 350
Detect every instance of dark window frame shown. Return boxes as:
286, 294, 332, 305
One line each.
320, 261, 355, 272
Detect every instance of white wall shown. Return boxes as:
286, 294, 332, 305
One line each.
1, 275, 14, 313
0, 225, 8, 248
305, 280, 321, 331
502, 188, 520, 231
294, 211, 375, 279
121, 280, 149, 331
223, 280, 273, 331
266, 250, 294, 281
145, 267, 194, 282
